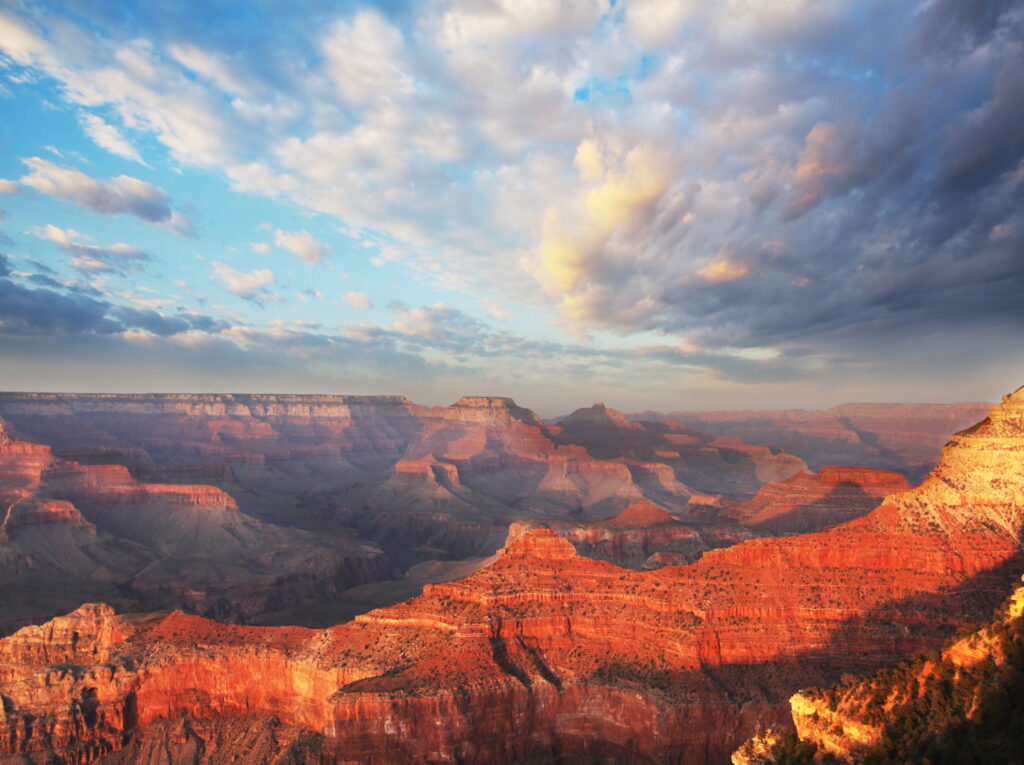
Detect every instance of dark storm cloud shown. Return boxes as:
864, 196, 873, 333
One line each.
0, 277, 239, 339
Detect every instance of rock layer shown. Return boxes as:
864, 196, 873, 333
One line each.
638, 401, 991, 481
728, 466, 910, 534
0, 419, 392, 632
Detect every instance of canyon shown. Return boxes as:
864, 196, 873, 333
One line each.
635, 401, 991, 482
0, 393, 814, 630
0, 385, 1021, 763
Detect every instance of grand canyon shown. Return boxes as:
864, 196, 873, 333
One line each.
2, 0, 1022, 762
0, 386, 1020, 763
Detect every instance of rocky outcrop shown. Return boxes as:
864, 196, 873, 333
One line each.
735, 574, 1024, 763
555, 402, 808, 498
505, 501, 755, 568
728, 466, 910, 534
640, 401, 991, 481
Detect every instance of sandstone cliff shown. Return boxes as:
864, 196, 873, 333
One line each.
734, 575, 1024, 763
505, 500, 756, 568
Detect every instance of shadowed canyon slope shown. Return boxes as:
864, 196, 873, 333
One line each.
634, 402, 991, 482
0, 419, 392, 632
734, 575, 1024, 764
0, 392, 814, 629
1, 385, 1022, 764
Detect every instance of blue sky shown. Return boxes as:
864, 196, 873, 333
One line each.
0, 0, 1022, 414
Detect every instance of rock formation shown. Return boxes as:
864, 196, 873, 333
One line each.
554, 402, 809, 497
506, 500, 757, 568
727, 466, 910, 534
0, 386, 1022, 764
0, 392, 811, 628
734, 575, 1024, 763
637, 401, 990, 481
0, 417, 393, 633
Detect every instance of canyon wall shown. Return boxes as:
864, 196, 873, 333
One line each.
0, 392, 814, 628
635, 401, 990, 481
0, 385, 1022, 764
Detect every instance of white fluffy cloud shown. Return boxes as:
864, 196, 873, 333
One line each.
211, 262, 276, 301
33, 224, 151, 273
344, 291, 373, 310
322, 11, 411, 106
17, 158, 193, 235
273, 229, 328, 265
78, 113, 144, 163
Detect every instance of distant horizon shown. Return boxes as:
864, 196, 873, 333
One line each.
0, 386, 1004, 420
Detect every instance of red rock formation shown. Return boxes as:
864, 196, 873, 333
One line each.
733, 575, 1024, 764
2, 388, 1021, 764
728, 466, 910, 534
504, 501, 722, 569
605, 500, 674, 527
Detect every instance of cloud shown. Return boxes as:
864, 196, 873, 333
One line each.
251, 242, 272, 254
482, 298, 513, 320
168, 44, 254, 97
322, 11, 411, 106
390, 303, 482, 342
78, 112, 144, 163
344, 291, 373, 310
33, 224, 152, 274
527, 137, 680, 325
697, 256, 749, 284
0, 179, 18, 194
211, 261, 276, 303
274, 228, 327, 265
1, 0, 1022, 402
111, 306, 190, 336
0, 277, 120, 335
17, 158, 193, 235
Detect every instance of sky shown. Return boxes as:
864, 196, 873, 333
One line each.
0, 0, 1021, 416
